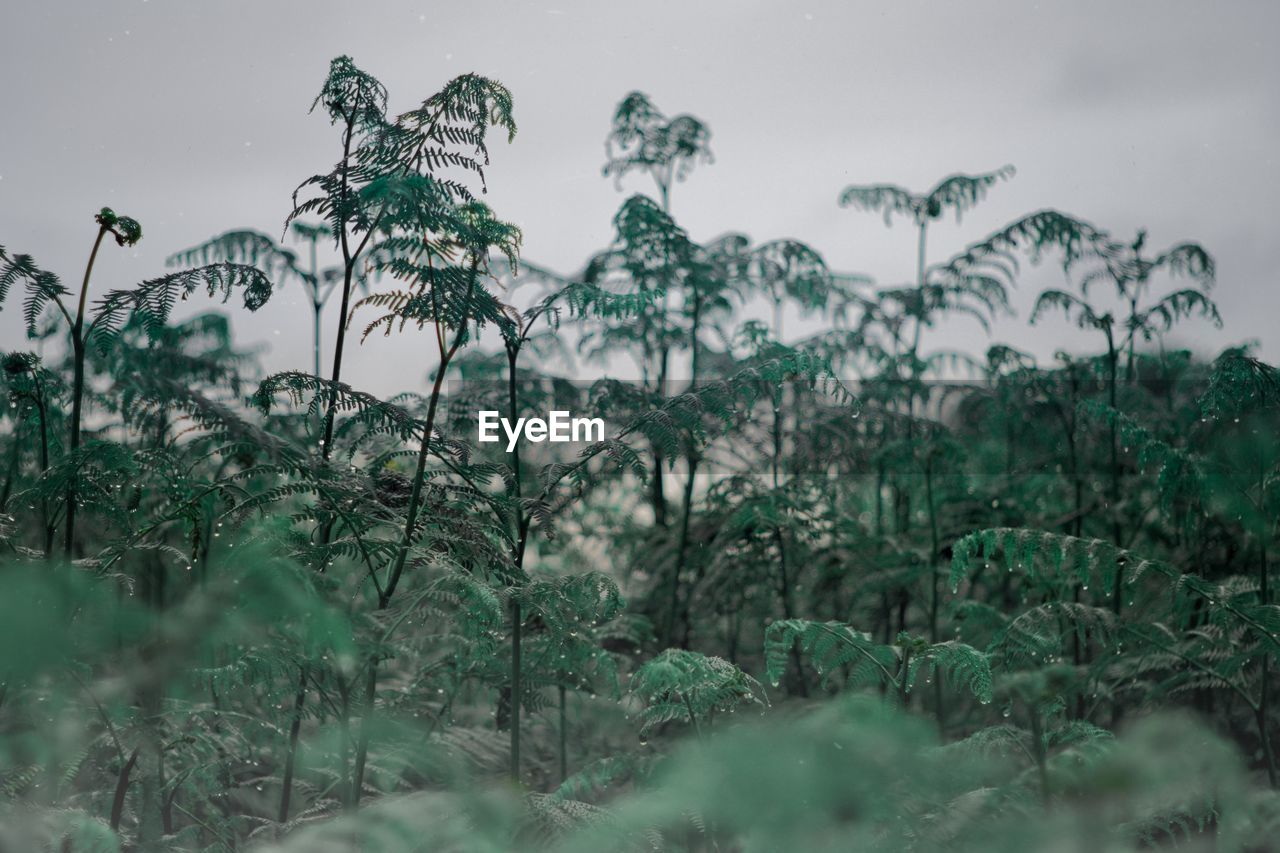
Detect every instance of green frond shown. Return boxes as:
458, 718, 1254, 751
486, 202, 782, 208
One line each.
924, 166, 1016, 221
1199, 349, 1280, 419
253, 371, 421, 442
990, 601, 1117, 666
909, 640, 994, 705
392, 73, 517, 195
166, 229, 304, 284
951, 527, 1142, 594
630, 649, 764, 736
837, 183, 916, 224
0, 246, 71, 333
311, 54, 388, 130
764, 619, 898, 691
603, 92, 712, 193
838, 166, 1013, 225
1135, 288, 1221, 335
88, 263, 273, 352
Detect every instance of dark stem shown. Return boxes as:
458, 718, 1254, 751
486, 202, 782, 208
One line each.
774, 527, 808, 698
348, 264, 481, 801
277, 665, 307, 823
910, 219, 928, 358
309, 234, 322, 379
511, 598, 523, 780
1106, 328, 1123, 615
665, 452, 699, 647
0, 436, 17, 513
109, 747, 140, 833
681, 692, 703, 738
505, 342, 531, 782
64, 224, 110, 557
1260, 533, 1276, 787
320, 115, 358, 461
650, 345, 670, 527
382, 263, 478, 606
1028, 704, 1050, 806
924, 456, 944, 731
896, 648, 912, 706
319, 263, 355, 461
336, 675, 353, 810
558, 684, 568, 784
349, 662, 377, 809
666, 300, 704, 647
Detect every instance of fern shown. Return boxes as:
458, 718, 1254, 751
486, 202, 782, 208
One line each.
764, 619, 897, 691
839, 166, 1014, 225
87, 263, 273, 352
629, 649, 764, 737
603, 92, 712, 209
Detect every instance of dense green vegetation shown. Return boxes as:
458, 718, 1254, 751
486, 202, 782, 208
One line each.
1, 56, 1277, 851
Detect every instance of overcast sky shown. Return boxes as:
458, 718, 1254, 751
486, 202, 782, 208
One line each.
2, 1, 1276, 396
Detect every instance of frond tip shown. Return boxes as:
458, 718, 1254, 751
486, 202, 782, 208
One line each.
95, 207, 143, 247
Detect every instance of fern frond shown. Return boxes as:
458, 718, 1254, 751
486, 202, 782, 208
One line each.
88, 263, 273, 352
629, 649, 763, 736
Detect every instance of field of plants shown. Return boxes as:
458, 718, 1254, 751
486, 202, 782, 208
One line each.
1, 55, 1278, 852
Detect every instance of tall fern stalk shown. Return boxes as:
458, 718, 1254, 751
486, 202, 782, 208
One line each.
505, 339, 531, 782
603, 92, 711, 531
63, 219, 107, 557
65, 209, 140, 556
318, 113, 371, 462
349, 251, 488, 805
1260, 539, 1275, 786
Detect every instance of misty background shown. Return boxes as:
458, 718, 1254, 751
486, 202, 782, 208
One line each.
2, 0, 1276, 397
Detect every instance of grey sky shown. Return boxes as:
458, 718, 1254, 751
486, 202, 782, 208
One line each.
2, 1, 1276, 396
